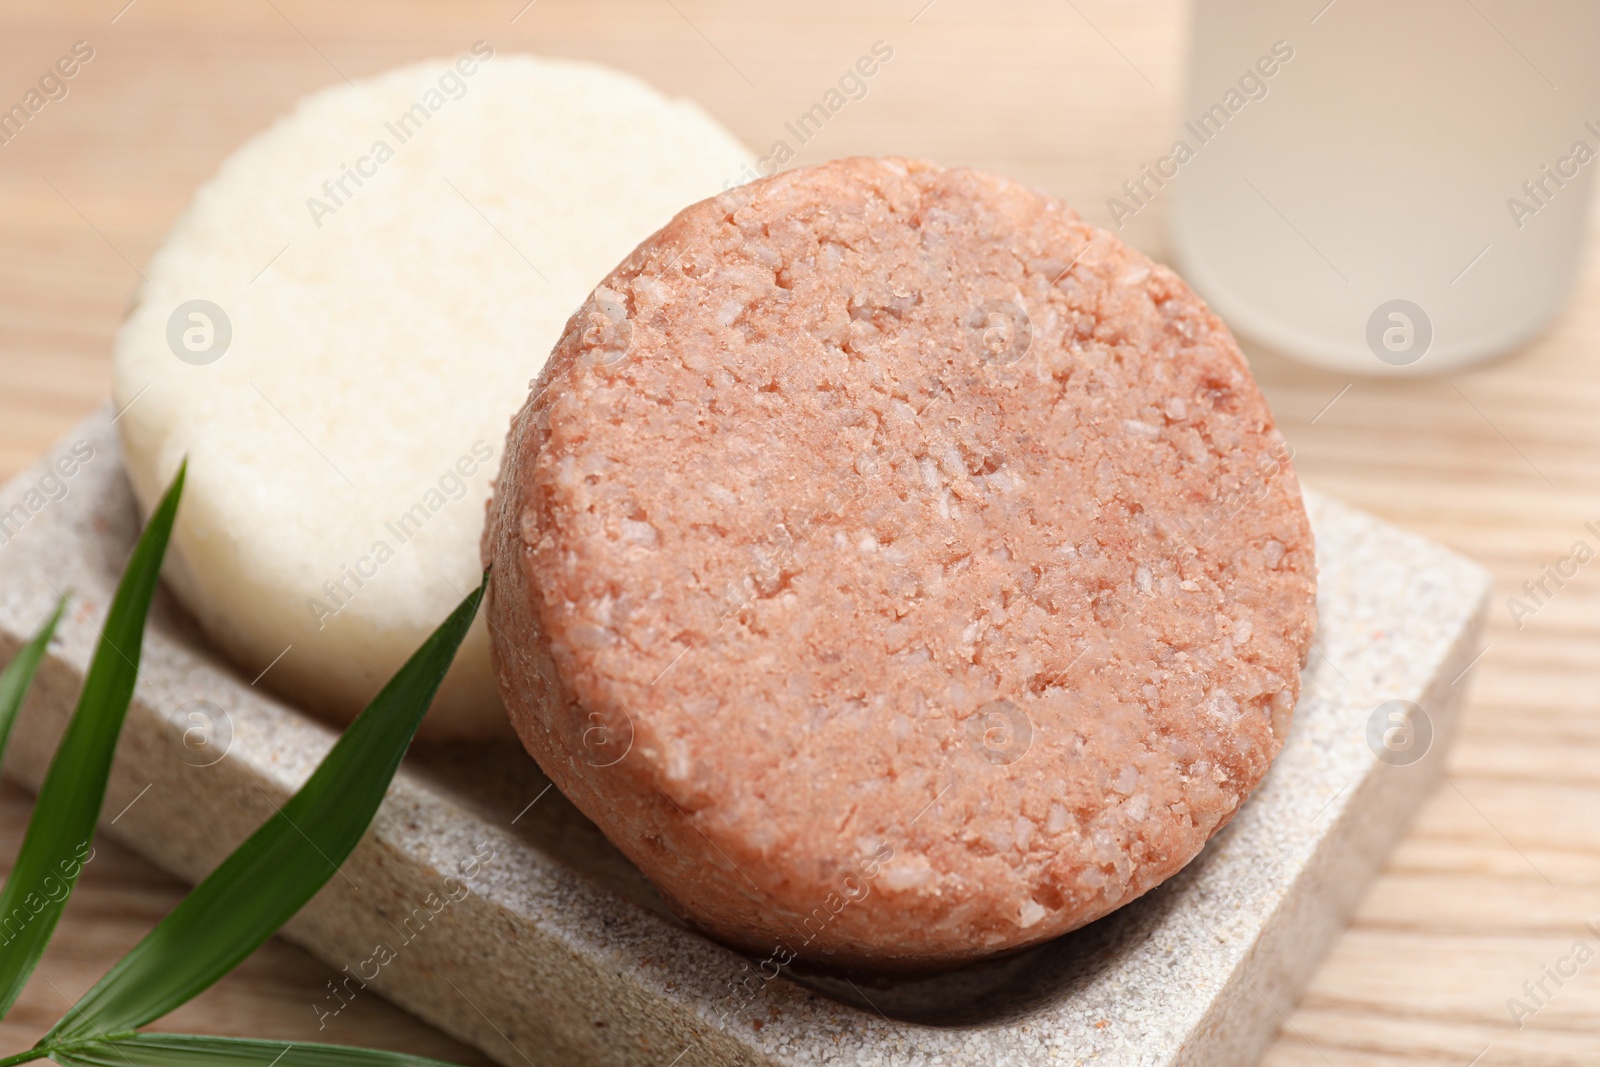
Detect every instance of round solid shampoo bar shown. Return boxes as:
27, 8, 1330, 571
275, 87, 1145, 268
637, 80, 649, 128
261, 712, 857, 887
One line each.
484, 156, 1318, 970
112, 52, 755, 738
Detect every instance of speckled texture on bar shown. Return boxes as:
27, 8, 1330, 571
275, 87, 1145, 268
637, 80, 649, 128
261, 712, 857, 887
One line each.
484, 157, 1318, 971
0, 410, 1489, 1067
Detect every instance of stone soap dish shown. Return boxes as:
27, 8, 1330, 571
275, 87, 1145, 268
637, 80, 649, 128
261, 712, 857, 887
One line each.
0, 409, 1490, 1067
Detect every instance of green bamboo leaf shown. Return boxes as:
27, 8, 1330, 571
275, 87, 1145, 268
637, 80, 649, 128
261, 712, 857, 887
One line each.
0, 596, 68, 768
45, 1032, 462, 1067
0, 463, 186, 1022
47, 572, 488, 1043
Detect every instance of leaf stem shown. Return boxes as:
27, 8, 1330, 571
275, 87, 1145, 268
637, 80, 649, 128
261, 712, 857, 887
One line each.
0, 1033, 138, 1067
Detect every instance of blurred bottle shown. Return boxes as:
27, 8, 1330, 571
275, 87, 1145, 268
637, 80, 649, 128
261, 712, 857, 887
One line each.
1168, 0, 1600, 374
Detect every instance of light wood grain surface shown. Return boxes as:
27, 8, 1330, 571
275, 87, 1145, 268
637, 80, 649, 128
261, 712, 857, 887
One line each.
1, 1, 1596, 1063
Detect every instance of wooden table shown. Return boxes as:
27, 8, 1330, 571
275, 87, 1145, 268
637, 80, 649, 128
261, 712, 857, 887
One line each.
1, 1, 1596, 1063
